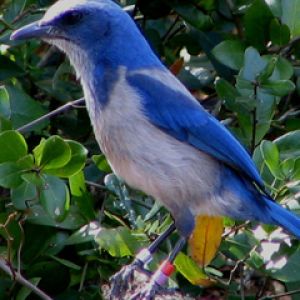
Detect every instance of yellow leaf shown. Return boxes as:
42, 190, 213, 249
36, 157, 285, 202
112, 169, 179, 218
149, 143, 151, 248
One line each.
188, 215, 224, 267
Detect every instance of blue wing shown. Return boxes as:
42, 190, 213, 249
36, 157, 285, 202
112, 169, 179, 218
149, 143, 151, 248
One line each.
128, 71, 265, 189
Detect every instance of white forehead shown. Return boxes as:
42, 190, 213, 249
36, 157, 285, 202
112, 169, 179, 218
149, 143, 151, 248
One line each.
42, 0, 113, 22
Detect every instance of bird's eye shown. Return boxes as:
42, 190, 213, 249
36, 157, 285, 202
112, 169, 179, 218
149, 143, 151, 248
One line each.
61, 11, 83, 26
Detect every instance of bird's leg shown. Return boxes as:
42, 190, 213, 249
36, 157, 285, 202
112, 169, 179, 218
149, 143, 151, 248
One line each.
110, 223, 176, 297
131, 236, 186, 300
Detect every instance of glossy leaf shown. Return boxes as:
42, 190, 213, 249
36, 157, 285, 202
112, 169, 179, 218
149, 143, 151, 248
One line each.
189, 216, 224, 267
34, 136, 71, 170
270, 18, 290, 46
0, 130, 27, 163
261, 80, 295, 96
96, 227, 140, 257
40, 175, 70, 221
45, 140, 88, 177
272, 249, 300, 282
172, 3, 212, 30
244, 0, 273, 50
0, 162, 23, 188
11, 181, 37, 210
5, 84, 48, 131
282, 0, 300, 37
260, 140, 283, 179
212, 40, 245, 70
92, 154, 111, 173
174, 252, 213, 286
275, 130, 300, 159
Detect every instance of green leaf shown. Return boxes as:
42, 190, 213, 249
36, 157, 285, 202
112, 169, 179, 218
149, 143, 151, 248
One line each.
272, 249, 300, 282
92, 154, 111, 173
0, 55, 24, 81
270, 18, 290, 46
45, 141, 87, 177
273, 57, 294, 80
282, 0, 300, 38
66, 221, 102, 245
215, 78, 240, 111
256, 57, 278, 83
0, 130, 27, 163
241, 47, 268, 81
291, 158, 300, 180
34, 136, 71, 170
11, 181, 37, 210
172, 3, 212, 30
5, 84, 48, 131
49, 255, 81, 270
27, 205, 85, 230
174, 252, 211, 286
40, 175, 70, 221
280, 159, 295, 179
0, 86, 10, 119
260, 141, 283, 179
0, 162, 23, 188
16, 278, 41, 300
69, 171, 95, 220
244, 0, 274, 50
266, 0, 282, 17
96, 227, 140, 257
212, 40, 245, 70
21, 172, 44, 187
3, 0, 26, 22
275, 130, 300, 159
261, 80, 295, 96
69, 170, 87, 196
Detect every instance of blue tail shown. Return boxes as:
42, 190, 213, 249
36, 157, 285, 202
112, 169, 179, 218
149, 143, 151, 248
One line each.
221, 166, 300, 238
264, 198, 300, 239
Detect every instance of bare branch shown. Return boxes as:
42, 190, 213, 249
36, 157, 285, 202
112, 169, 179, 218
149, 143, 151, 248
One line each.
259, 288, 300, 300
17, 98, 85, 133
0, 257, 53, 300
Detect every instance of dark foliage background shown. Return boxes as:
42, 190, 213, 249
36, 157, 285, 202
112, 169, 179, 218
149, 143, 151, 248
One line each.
1, 0, 300, 299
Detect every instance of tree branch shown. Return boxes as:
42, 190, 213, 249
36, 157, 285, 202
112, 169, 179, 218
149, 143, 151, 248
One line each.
17, 98, 85, 133
0, 257, 53, 300
259, 288, 300, 300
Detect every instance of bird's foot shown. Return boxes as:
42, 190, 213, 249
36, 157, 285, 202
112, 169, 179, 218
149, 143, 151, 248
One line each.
109, 258, 151, 298
130, 259, 176, 300
130, 281, 161, 300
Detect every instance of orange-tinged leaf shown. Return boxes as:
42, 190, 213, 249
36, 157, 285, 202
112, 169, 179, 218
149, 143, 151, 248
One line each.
169, 58, 184, 75
189, 215, 224, 267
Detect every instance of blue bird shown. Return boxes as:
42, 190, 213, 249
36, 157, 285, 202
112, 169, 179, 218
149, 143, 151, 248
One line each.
11, 0, 300, 298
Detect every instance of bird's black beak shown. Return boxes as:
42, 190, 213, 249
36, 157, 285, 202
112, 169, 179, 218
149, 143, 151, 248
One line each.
10, 21, 51, 41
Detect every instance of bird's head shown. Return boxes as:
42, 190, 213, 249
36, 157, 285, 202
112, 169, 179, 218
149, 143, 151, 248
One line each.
11, 0, 155, 71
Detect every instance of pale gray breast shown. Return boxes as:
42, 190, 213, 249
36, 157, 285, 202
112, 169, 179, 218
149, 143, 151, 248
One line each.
89, 68, 230, 217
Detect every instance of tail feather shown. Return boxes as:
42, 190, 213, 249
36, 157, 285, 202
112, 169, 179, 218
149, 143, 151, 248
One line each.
265, 198, 300, 239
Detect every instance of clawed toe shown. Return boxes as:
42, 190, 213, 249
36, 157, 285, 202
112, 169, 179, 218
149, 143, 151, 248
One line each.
109, 260, 151, 299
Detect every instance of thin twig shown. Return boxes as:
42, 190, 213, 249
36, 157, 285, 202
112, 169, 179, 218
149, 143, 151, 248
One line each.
162, 16, 180, 43
258, 288, 300, 300
86, 180, 107, 190
239, 264, 245, 300
17, 98, 85, 133
0, 257, 53, 300
79, 262, 88, 292
280, 36, 300, 57
250, 83, 258, 154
